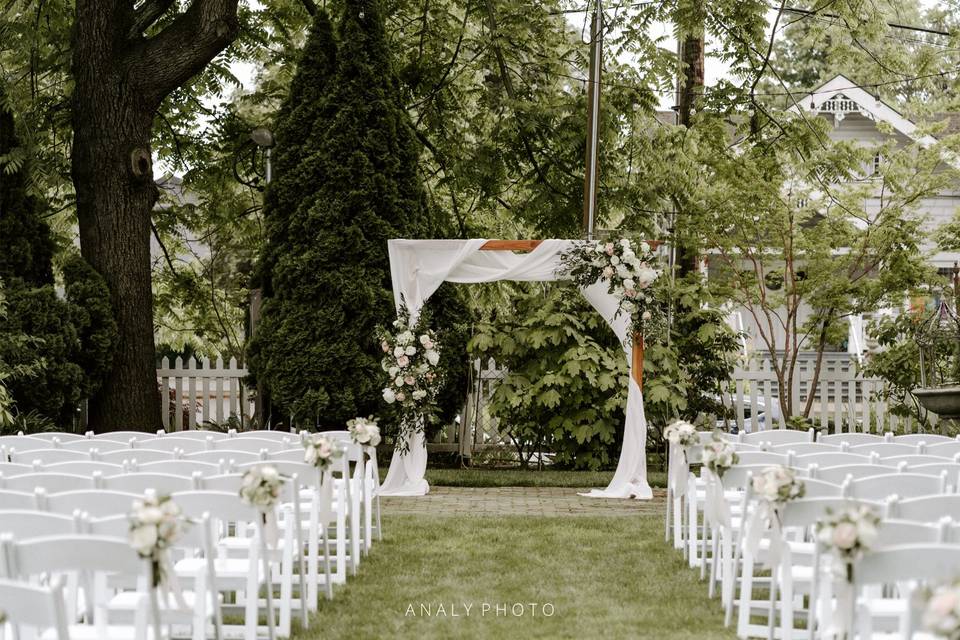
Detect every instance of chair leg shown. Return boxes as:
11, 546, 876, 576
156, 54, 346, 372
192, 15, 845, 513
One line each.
322, 526, 333, 600
665, 486, 673, 542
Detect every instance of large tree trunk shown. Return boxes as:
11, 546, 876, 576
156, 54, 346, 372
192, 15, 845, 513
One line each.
70, 0, 239, 432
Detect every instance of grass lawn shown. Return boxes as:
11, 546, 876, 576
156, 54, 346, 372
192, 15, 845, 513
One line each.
294, 511, 735, 640
381, 467, 668, 489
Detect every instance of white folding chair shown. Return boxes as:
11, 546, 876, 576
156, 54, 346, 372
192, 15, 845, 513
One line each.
133, 460, 223, 476
86, 430, 152, 442
59, 439, 133, 453
156, 429, 230, 440
738, 428, 814, 446
817, 432, 887, 445
29, 432, 84, 442
41, 489, 141, 518
0, 510, 78, 538
768, 442, 841, 455
794, 452, 876, 469
98, 449, 179, 466
893, 433, 955, 445
0, 435, 51, 451
321, 431, 382, 550
137, 438, 211, 454
813, 464, 899, 484
172, 490, 297, 640
848, 442, 919, 458
0, 488, 39, 510
100, 473, 201, 494
2, 472, 98, 494
892, 494, 960, 522
0, 577, 71, 639
45, 461, 125, 475
846, 472, 947, 502
183, 450, 262, 467
0, 461, 37, 475
883, 454, 952, 468
209, 438, 285, 454
924, 441, 960, 459
228, 429, 298, 441
9, 449, 91, 465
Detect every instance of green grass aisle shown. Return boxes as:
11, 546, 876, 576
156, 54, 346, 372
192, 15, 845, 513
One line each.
294, 510, 737, 639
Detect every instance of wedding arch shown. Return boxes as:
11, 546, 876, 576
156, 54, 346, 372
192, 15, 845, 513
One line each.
378, 238, 653, 500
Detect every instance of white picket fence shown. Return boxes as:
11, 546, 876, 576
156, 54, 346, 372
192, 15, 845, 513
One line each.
156, 356, 253, 431
727, 352, 928, 433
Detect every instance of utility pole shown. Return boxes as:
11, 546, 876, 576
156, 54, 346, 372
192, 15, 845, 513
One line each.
675, 6, 705, 276
582, 6, 603, 240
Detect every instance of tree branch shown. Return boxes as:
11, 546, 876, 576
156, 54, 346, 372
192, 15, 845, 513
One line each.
132, 0, 241, 106
128, 0, 176, 38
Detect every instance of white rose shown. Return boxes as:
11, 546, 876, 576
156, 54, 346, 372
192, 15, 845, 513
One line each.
640, 241, 651, 253
304, 446, 318, 465
412, 390, 427, 400
139, 506, 164, 525
393, 346, 405, 358
130, 524, 158, 555
261, 466, 279, 481
635, 266, 658, 288
398, 331, 414, 344
831, 522, 859, 550
368, 427, 382, 447
642, 310, 652, 321
425, 350, 440, 366
610, 255, 621, 265
395, 376, 404, 387
405, 345, 416, 356
619, 238, 630, 248
383, 388, 396, 403
388, 366, 400, 377
602, 266, 614, 279
623, 279, 635, 290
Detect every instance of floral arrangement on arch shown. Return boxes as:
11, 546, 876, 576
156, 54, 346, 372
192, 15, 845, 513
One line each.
922, 579, 960, 637
128, 494, 185, 588
815, 505, 880, 582
561, 237, 665, 339
377, 304, 442, 454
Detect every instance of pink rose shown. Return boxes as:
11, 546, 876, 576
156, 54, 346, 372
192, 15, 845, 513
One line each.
929, 591, 960, 618
397, 355, 410, 367
624, 289, 637, 298
404, 375, 416, 385
395, 391, 406, 402
381, 340, 390, 353
604, 242, 615, 255
602, 266, 614, 279
425, 372, 436, 381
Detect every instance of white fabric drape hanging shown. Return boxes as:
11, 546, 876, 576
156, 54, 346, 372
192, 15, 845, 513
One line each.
378, 239, 653, 499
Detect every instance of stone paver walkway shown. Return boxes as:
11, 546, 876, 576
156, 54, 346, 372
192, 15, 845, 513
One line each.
382, 486, 666, 517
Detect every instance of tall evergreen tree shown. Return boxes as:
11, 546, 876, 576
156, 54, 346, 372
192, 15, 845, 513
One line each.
250, 0, 461, 427
0, 87, 117, 429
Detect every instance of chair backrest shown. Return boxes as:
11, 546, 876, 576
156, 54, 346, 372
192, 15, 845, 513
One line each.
87, 430, 152, 442
848, 442, 918, 457
873, 518, 947, 547
136, 437, 210, 453
894, 433, 955, 445
738, 428, 814, 446
718, 464, 784, 491
768, 442, 840, 455
924, 441, 960, 458
893, 494, 960, 522
8, 533, 143, 578
2, 472, 97, 494
98, 448, 177, 465
0, 510, 78, 538
854, 544, 960, 587
9, 448, 90, 465
0, 577, 70, 639
817, 432, 886, 445
264, 448, 308, 463
42, 489, 140, 517
797, 477, 846, 498
134, 459, 223, 476
230, 428, 298, 440
906, 462, 960, 480
184, 449, 263, 466
794, 452, 875, 468
43, 460, 124, 475
0, 435, 50, 451
29, 432, 82, 442
884, 455, 951, 468
235, 460, 320, 487
778, 497, 882, 530
210, 437, 286, 453
170, 489, 260, 527
156, 429, 229, 440
58, 438, 132, 453
846, 472, 947, 502
0, 462, 36, 475
813, 464, 902, 484
731, 451, 791, 467
0, 489, 38, 510
101, 472, 200, 494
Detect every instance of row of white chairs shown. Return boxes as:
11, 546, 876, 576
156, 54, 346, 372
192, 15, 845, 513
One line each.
666, 428, 960, 638
0, 430, 382, 639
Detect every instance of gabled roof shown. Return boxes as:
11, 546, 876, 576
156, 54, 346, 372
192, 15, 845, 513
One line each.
795, 74, 939, 147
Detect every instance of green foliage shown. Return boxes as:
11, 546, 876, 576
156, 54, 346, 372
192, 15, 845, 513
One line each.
250, 1, 466, 428
469, 284, 628, 470
861, 312, 935, 426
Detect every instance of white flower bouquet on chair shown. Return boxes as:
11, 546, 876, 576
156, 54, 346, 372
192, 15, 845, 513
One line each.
664, 420, 698, 497
816, 505, 880, 581
303, 433, 342, 471
348, 416, 381, 447
752, 465, 805, 504
378, 304, 442, 454
922, 580, 960, 637
701, 434, 739, 478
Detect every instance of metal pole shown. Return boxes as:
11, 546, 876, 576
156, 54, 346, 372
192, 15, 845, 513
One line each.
581, 8, 602, 240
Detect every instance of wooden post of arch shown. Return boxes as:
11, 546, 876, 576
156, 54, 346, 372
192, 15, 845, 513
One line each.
478, 239, 648, 390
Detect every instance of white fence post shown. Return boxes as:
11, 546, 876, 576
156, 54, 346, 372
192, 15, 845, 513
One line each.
156, 356, 253, 430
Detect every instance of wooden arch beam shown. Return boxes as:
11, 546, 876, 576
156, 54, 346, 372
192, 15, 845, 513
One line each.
477, 238, 652, 390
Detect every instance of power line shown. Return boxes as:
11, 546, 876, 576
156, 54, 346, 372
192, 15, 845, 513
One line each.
776, 5, 952, 37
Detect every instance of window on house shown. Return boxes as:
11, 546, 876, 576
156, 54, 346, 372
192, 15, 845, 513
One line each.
873, 153, 882, 175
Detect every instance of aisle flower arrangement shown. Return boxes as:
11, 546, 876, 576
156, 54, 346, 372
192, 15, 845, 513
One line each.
561, 238, 664, 339
752, 465, 805, 504
701, 434, 739, 478
239, 465, 284, 511
664, 419, 699, 450
378, 304, 442, 453
816, 505, 881, 581
303, 433, 341, 471
922, 580, 960, 637
348, 416, 381, 447
128, 494, 185, 588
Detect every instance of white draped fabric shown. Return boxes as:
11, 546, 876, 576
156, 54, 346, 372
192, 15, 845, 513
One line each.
379, 239, 653, 499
